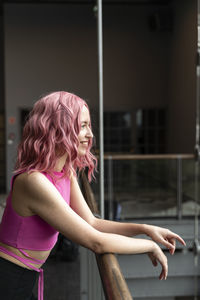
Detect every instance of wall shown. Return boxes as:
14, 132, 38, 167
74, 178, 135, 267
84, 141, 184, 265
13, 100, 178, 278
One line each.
4, 3, 99, 190
103, 4, 171, 111
167, 0, 197, 153
4, 1, 197, 190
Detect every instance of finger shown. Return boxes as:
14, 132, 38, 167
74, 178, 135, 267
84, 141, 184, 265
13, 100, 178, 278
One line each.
164, 262, 168, 280
159, 272, 163, 280
168, 238, 176, 255
171, 239, 176, 254
161, 238, 175, 251
168, 232, 186, 246
159, 268, 164, 280
159, 269, 166, 280
158, 257, 168, 280
165, 268, 168, 280
159, 266, 168, 280
176, 235, 186, 246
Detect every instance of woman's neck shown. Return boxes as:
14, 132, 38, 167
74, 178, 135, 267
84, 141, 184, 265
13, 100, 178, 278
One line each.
54, 153, 68, 172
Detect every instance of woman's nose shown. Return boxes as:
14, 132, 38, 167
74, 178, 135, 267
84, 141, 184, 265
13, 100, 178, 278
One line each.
87, 127, 93, 138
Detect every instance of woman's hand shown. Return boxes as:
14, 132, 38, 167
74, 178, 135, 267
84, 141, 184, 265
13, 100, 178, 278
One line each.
148, 243, 168, 280
144, 225, 186, 255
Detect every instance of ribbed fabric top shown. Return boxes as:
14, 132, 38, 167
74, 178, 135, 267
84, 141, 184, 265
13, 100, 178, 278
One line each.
0, 171, 70, 251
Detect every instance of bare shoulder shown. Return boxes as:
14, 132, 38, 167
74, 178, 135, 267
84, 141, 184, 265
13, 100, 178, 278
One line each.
14, 171, 47, 190
13, 171, 54, 201
13, 171, 66, 216
11, 172, 50, 216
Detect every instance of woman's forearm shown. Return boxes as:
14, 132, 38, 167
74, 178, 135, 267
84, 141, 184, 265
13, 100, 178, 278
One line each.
92, 218, 186, 254
95, 231, 168, 280
97, 232, 155, 254
92, 217, 147, 237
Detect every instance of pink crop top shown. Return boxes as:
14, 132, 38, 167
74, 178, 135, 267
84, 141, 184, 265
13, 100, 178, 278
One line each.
0, 170, 71, 300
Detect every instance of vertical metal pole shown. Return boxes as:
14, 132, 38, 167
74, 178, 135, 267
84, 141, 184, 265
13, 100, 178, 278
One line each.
194, 6, 200, 298
195, 12, 200, 257
0, 4, 6, 193
177, 156, 182, 220
97, 0, 104, 219
108, 156, 114, 220
194, 160, 199, 300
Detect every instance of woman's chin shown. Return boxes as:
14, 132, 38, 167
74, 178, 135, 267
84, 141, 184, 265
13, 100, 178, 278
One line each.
77, 149, 87, 156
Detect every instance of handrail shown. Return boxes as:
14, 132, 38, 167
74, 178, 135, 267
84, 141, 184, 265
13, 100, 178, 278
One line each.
103, 153, 194, 160
80, 171, 133, 300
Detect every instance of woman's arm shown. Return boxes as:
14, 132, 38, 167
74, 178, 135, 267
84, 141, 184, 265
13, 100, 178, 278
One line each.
16, 172, 168, 280
92, 218, 186, 254
70, 176, 186, 254
70, 175, 148, 236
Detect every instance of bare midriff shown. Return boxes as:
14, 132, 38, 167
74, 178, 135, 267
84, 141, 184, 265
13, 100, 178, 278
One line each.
0, 241, 50, 269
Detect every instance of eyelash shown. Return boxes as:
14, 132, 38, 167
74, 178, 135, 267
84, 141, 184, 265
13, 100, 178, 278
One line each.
81, 123, 90, 129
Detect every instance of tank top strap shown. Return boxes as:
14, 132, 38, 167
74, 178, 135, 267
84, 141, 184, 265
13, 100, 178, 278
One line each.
10, 174, 16, 190
19, 249, 45, 264
10, 171, 25, 190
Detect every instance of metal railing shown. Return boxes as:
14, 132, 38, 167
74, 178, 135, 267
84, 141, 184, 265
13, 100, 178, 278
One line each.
81, 153, 200, 299
101, 153, 196, 220
81, 171, 133, 300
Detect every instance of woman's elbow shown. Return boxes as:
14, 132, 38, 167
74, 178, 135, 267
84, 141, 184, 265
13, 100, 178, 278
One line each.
90, 233, 105, 254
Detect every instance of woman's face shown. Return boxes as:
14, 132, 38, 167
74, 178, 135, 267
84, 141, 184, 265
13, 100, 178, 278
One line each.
78, 105, 93, 156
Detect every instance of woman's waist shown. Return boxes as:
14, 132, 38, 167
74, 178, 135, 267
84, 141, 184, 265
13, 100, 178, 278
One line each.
0, 241, 51, 269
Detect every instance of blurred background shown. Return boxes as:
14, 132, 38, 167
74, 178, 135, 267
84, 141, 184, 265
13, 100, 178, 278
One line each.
0, 0, 199, 299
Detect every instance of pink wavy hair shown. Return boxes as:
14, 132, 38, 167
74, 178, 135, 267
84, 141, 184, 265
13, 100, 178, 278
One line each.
15, 91, 97, 181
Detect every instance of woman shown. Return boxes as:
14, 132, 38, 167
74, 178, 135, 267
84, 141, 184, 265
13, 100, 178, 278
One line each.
0, 91, 185, 300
